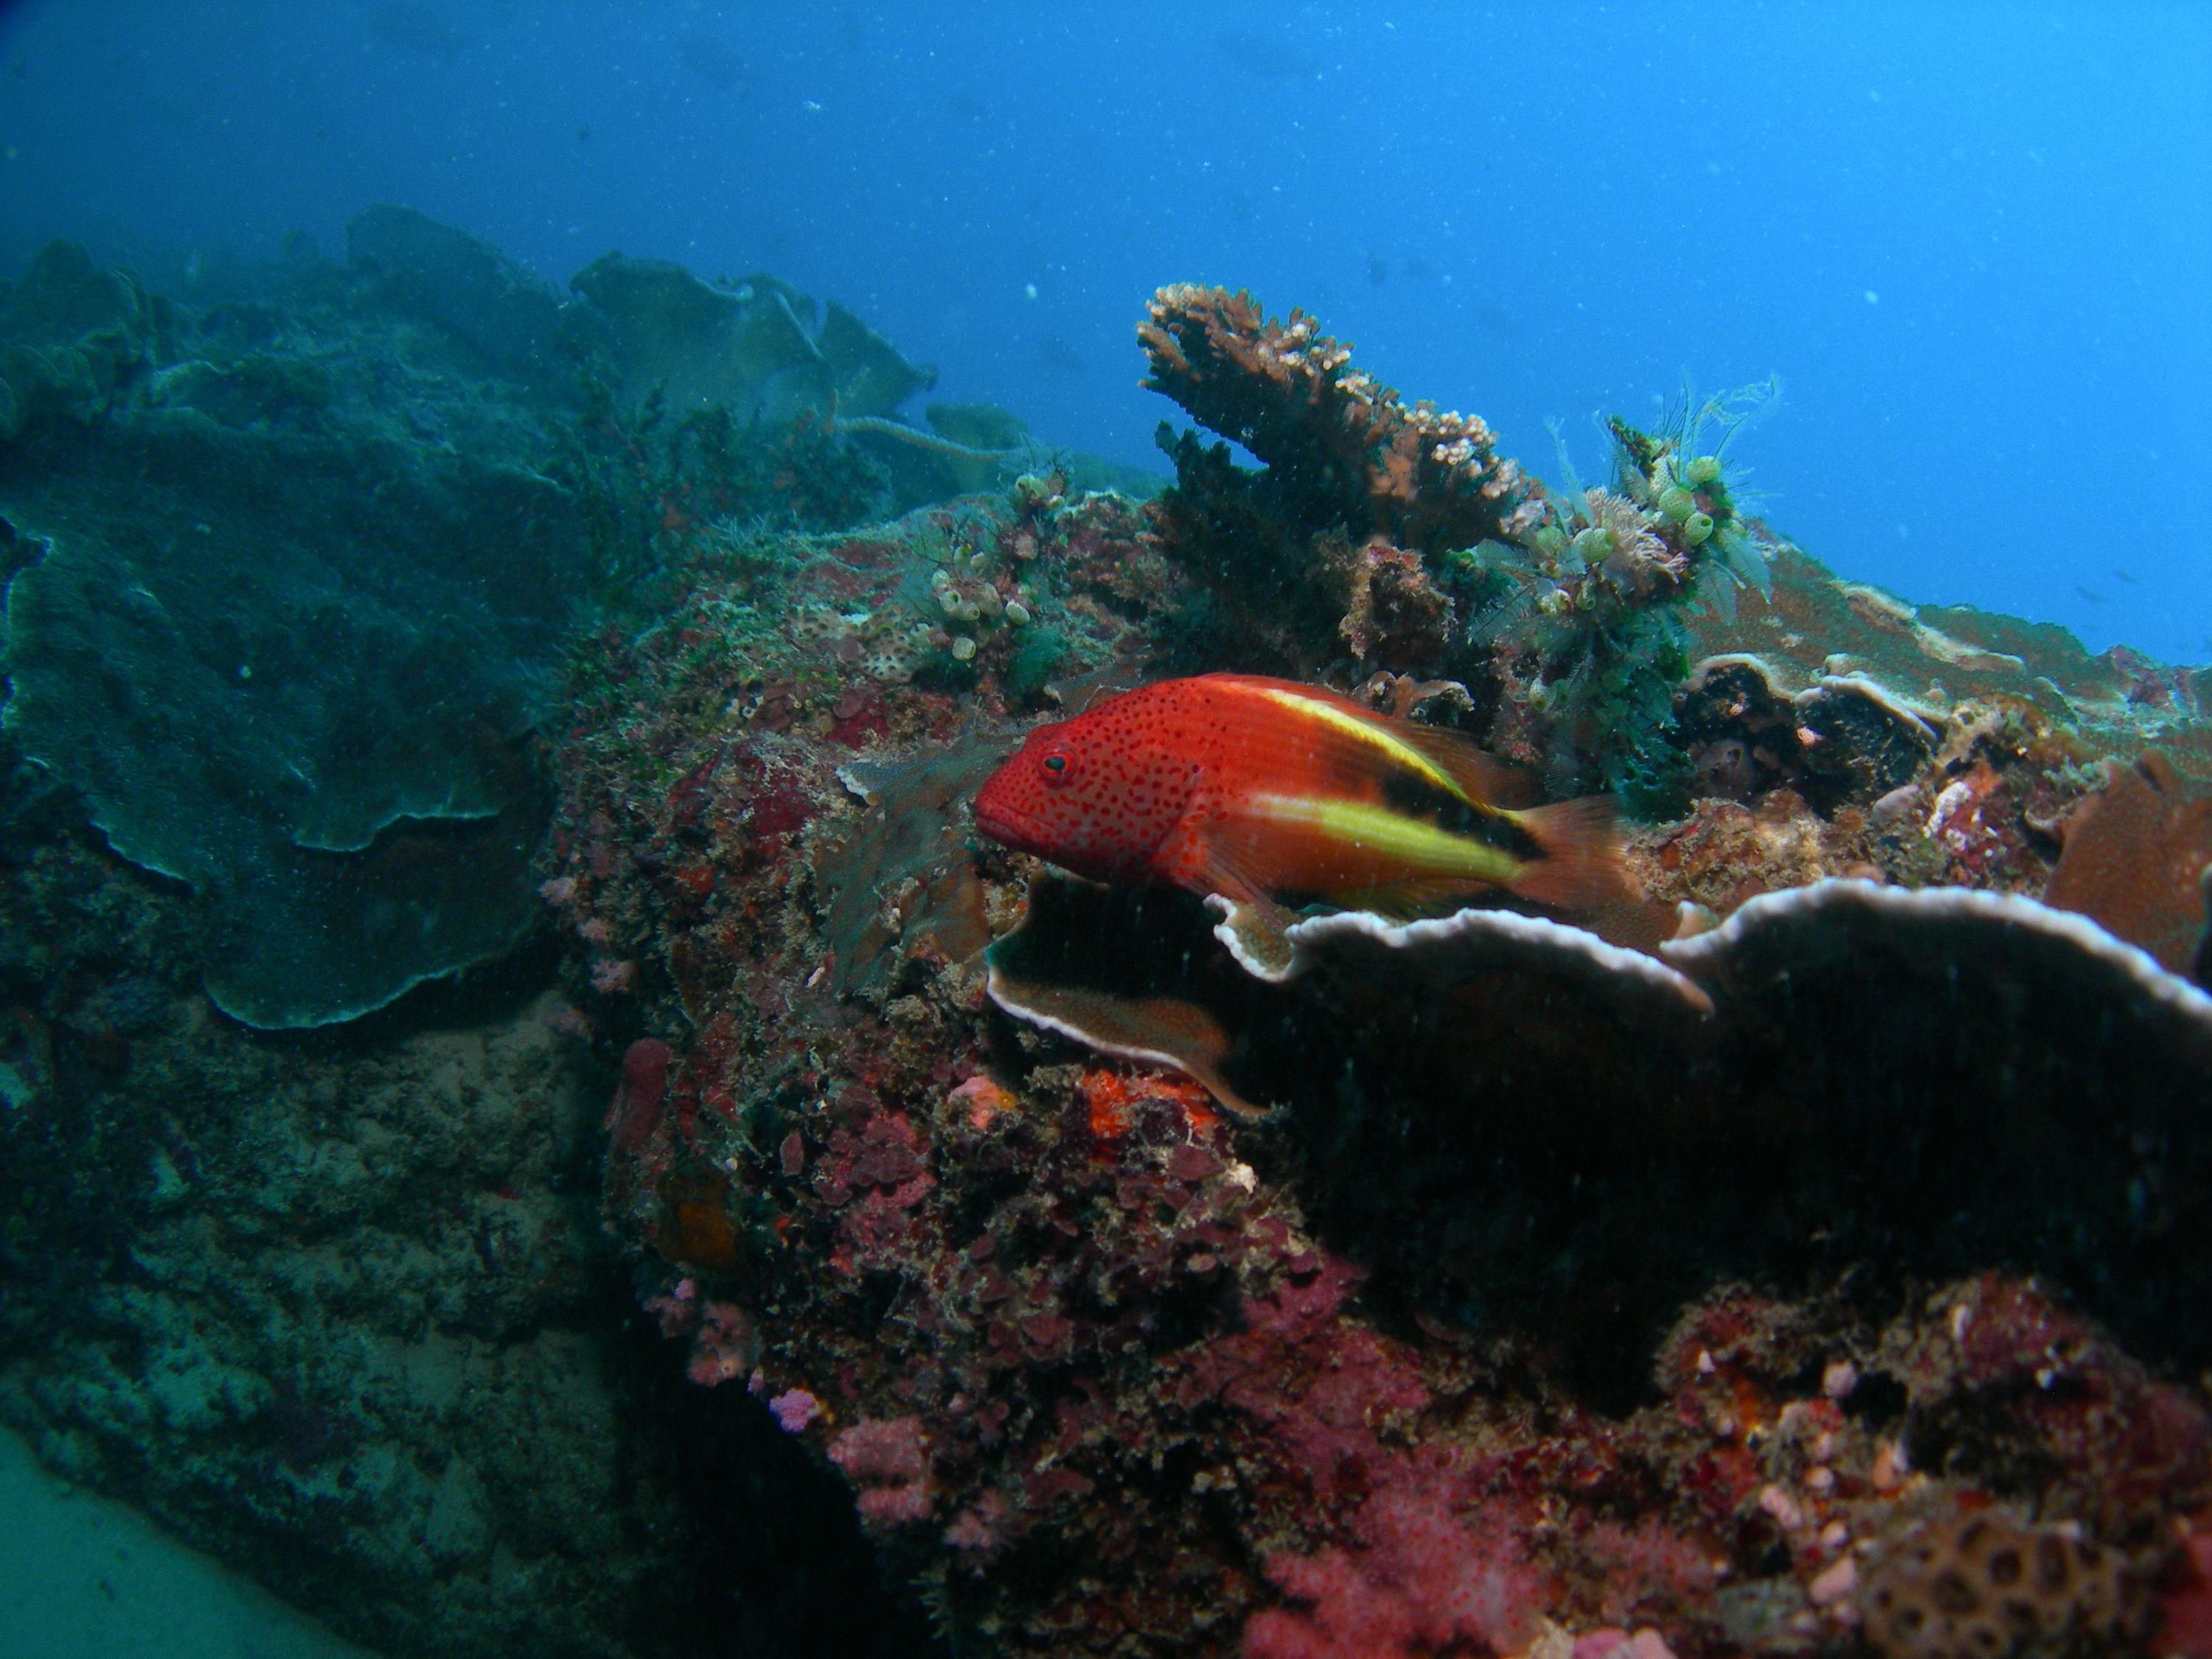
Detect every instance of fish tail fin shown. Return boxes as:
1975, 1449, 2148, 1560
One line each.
1506, 796, 1627, 911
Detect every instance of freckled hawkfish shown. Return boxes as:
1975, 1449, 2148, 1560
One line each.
973, 672, 1620, 975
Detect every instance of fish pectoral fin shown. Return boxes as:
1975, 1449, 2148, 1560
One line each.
1192, 835, 1273, 910
1160, 810, 1298, 981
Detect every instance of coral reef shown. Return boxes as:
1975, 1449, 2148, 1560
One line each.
348, 204, 568, 383
0, 751, 892, 1657
13, 222, 2212, 1659
0, 234, 581, 1026
0, 239, 173, 441
544, 279, 2212, 1659
0, 220, 1004, 1657
0, 220, 990, 1027
985, 872, 2212, 1388
569, 252, 928, 425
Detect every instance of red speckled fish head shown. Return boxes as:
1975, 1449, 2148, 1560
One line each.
973, 692, 1197, 882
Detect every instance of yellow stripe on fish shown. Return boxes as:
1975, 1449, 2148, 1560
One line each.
1245, 793, 1529, 888
1244, 684, 1470, 804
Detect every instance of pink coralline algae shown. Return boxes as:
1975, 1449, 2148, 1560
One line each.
605, 1037, 672, 1155
1573, 1630, 1680, 1659
588, 956, 636, 995
768, 1388, 823, 1434
2160, 1531, 2212, 1657
684, 1301, 756, 1388
828, 1417, 933, 1527
1245, 1467, 1548, 1659
641, 1276, 696, 1335
1173, 1256, 1430, 1499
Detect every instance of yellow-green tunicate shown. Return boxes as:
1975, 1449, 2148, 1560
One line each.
1683, 512, 1715, 546
1570, 526, 1613, 564
1685, 456, 1722, 487
1658, 487, 1697, 524
950, 634, 978, 661
1004, 599, 1032, 626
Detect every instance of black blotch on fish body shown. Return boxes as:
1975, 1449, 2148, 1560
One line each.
1374, 770, 1542, 860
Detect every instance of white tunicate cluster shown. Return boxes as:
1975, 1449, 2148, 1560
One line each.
925, 536, 1033, 666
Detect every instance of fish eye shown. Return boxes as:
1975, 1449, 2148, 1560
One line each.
1040, 751, 1072, 783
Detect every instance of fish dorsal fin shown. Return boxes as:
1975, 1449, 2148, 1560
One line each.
1386, 721, 1544, 811
1203, 673, 1534, 809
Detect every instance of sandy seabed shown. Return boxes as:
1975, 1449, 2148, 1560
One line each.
0, 1427, 374, 1659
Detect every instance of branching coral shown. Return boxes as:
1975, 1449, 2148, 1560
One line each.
1138, 286, 1793, 814
1138, 285, 1545, 679
1138, 285, 1545, 554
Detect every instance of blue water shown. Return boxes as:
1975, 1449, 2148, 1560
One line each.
0, 0, 2205, 662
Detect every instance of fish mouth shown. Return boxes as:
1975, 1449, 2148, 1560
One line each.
973, 797, 1050, 855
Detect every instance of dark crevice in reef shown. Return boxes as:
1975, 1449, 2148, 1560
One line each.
625, 1317, 947, 1659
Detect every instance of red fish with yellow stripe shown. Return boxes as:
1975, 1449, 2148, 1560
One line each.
974, 674, 1621, 967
